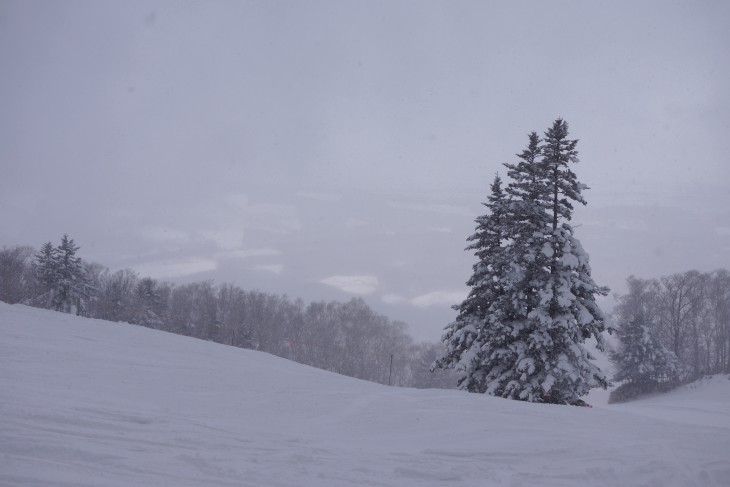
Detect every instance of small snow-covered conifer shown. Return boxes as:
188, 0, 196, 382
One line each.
135, 277, 165, 328
611, 315, 679, 386
52, 235, 94, 316
34, 241, 59, 308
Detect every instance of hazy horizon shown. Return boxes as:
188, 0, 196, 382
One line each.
2, 1, 728, 341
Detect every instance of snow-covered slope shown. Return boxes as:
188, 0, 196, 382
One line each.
2, 303, 728, 487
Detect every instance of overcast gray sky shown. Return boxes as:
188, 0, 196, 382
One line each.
2, 1, 728, 341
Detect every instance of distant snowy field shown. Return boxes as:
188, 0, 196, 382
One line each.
2, 303, 729, 487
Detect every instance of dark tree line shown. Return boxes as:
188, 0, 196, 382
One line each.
0, 238, 456, 390
611, 270, 730, 391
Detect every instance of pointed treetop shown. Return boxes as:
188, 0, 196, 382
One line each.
59, 234, 79, 251
488, 173, 504, 201
543, 118, 579, 165
519, 131, 541, 159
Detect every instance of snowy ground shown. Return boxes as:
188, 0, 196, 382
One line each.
2, 303, 729, 487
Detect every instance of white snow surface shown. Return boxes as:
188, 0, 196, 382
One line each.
2, 303, 729, 487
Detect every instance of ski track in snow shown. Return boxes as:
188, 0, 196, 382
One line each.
1, 303, 729, 487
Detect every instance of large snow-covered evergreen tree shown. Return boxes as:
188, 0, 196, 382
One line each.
435, 119, 609, 404
530, 119, 610, 403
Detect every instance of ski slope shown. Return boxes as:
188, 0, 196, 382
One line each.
2, 303, 729, 487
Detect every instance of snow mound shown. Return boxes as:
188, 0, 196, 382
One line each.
607, 374, 730, 429
2, 303, 729, 486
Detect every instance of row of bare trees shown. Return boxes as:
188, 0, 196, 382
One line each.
0, 244, 455, 389
613, 270, 730, 379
